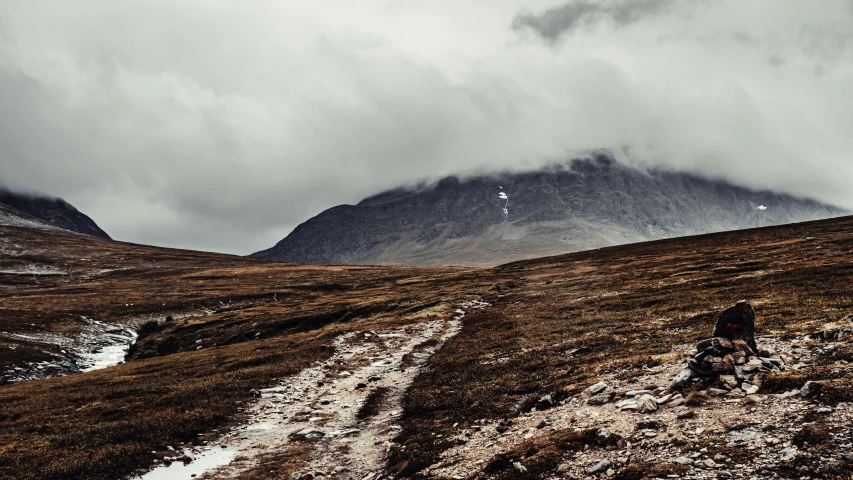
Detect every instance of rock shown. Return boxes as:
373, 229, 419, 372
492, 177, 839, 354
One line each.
778, 389, 800, 398
728, 388, 746, 397
696, 338, 713, 351
293, 429, 325, 440
587, 394, 612, 405
708, 388, 729, 397
841, 453, 853, 463
636, 394, 658, 413
671, 367, 695, 389
731, 339, 754, 355
625, 389, 652, 397
249, 389, 260, 397
741, 360, 762, 373
339, 371, 352, 377
289, 473, 304, 480
712, 337, 734, 350
676, 408, 695, 419
711, 361, 731, 372
780, 447, 798, 462
800, 381, 820, 397
655, 393, 672, 404
726, 430, 762, 442
536, 394, 554, 410
742, 383, 759, 395
675, 456, 692, 465
496, 425, 509, 434
557, 463, 571, 473
721, 375, 738, 388
536, 420, 548, 429
585, 381, 609, 395
512, 462, 527, 473
595, 428, 613, 444
616, 399, 639, 410
817, 407, 833, 414
355, 383, 367, 390
587, 459, 612, 475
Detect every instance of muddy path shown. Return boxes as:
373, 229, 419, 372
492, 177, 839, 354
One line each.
139, 300, 489, 480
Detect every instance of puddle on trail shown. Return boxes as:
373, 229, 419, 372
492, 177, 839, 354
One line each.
134, 448, 236, 480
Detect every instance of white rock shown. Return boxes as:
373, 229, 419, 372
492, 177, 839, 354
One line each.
585, 381, 609, 395
671, 368, 694, 388
636, 394, 658, 413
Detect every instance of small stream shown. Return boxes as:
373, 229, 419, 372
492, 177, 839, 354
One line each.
1, 319, 138, 383
77, 325, 138, 372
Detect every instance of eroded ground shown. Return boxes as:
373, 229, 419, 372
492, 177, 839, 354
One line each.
2, 216, 853, 479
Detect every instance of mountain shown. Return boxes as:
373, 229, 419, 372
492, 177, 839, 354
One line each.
0, 188, 110, 239
253, 154, 846, 266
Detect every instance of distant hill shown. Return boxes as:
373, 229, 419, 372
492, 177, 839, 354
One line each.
253, 154, 846, 266
0, 188, 110, 239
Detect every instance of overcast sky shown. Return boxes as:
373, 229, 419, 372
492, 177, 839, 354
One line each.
1, 0, 852, 254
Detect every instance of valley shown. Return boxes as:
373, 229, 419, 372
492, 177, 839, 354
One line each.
1, 215, 853, 479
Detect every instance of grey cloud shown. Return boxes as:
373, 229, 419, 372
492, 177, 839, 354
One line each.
512, 0, 675, 41
767, 54, 785, 66
731, 30, 756, 45
0, 0, 852, 255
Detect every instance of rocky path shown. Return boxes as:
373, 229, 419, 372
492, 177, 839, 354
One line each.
141, 300, 489, 480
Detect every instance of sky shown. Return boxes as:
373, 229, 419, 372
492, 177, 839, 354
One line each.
0, 0, 852, 254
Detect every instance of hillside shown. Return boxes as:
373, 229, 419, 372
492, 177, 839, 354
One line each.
253, 155, 845, 266
0, 188, 110, 239
1, 216, 853, 479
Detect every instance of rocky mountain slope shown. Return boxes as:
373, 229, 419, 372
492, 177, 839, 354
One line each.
253, 154, 846, 266
0, 188, 110, 239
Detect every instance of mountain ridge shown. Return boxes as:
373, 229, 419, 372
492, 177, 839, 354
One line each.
253, 154, 847, 266
0, 188, 111, 239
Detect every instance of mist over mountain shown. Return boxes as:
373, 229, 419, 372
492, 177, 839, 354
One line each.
253, 154, 846, 266
0, 188, 110, 239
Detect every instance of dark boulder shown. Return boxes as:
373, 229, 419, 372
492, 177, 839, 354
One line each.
712, 300, 758, 353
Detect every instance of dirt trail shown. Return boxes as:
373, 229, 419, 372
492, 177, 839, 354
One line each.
164, 300, 489, 480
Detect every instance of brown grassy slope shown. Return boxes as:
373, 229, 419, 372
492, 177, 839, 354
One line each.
0, 226, 492, 480
2, 216, 853, 479
388, 216, 853, 476
0, 226, 476, 370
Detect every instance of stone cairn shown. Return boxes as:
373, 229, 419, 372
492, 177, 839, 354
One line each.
671, 300, 788, 394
